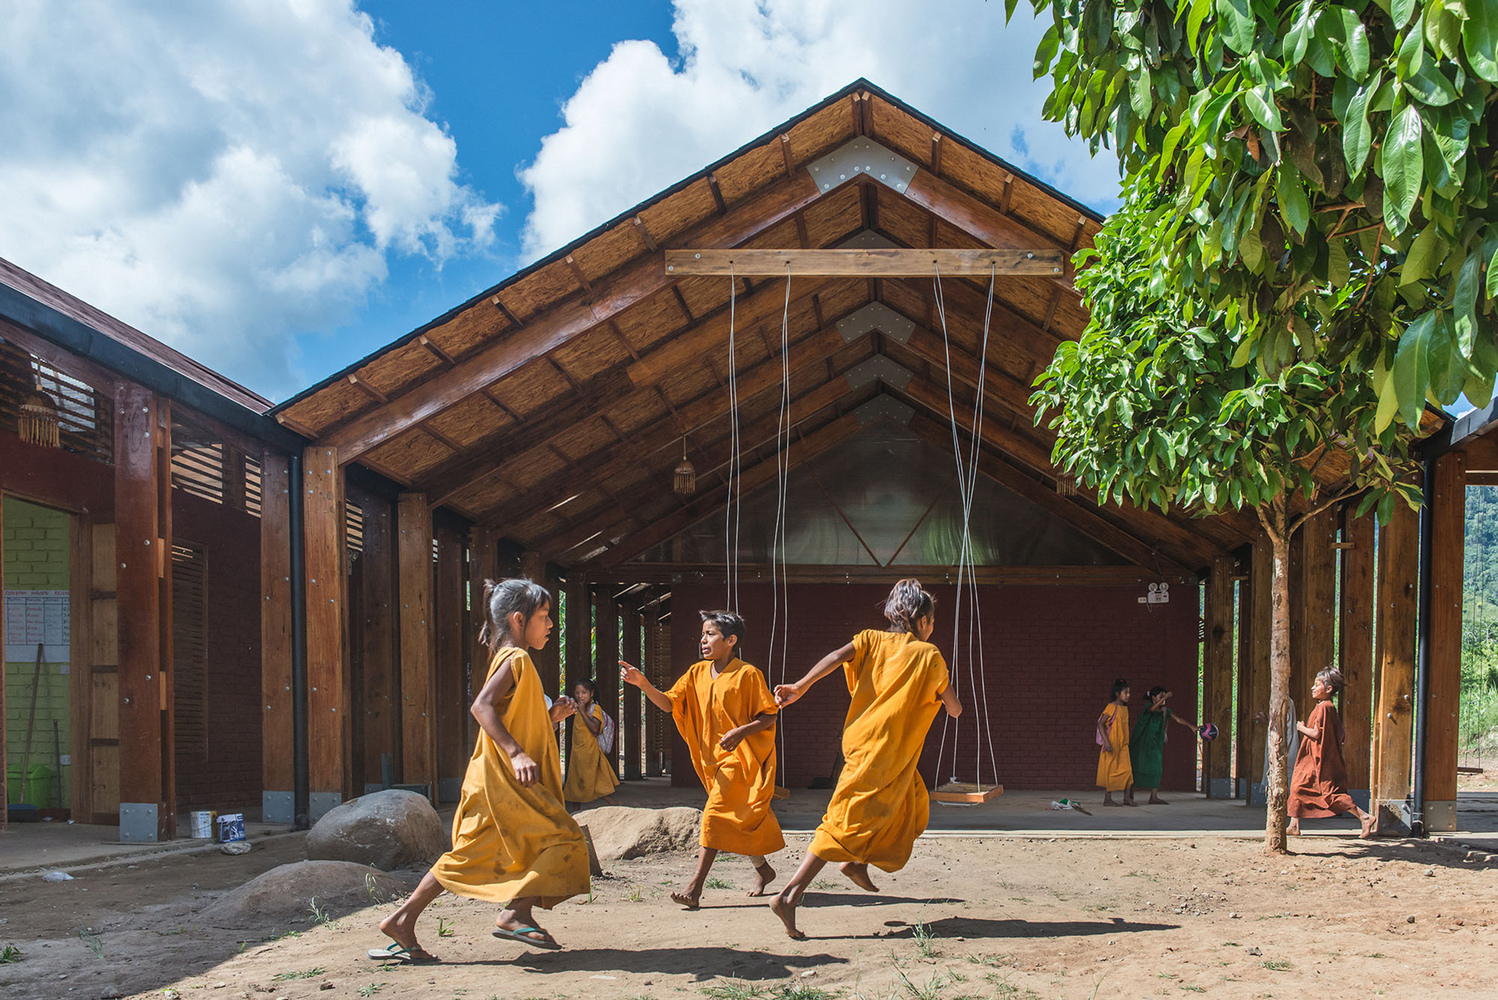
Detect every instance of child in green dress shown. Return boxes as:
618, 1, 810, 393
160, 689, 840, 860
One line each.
1130, 686, 1204, 804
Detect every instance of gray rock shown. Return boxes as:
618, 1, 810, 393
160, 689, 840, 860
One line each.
305, 790, 448, 871
199, 860, 418, 929
574, 806, 701, 860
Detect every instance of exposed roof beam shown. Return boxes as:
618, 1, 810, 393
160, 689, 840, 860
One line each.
319, 170, 824, 462
663, 248, 1064, 277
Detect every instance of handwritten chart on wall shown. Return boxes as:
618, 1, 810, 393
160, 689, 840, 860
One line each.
4, 589, 70, 664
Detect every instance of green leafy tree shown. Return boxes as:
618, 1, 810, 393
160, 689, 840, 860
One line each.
1032, 196, 1420, 852
1014, 0, 1498, 428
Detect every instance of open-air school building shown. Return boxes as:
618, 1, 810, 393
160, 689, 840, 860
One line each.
0, 82, 1474, 841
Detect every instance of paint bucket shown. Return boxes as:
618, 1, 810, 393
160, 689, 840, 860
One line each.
189, 810, 217, 839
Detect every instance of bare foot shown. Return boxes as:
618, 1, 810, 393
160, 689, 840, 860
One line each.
770, 894, 806, 940
378, 911, 428, 957
1148, 796, 1169, 805
748, 863, 776, 897
1123, 799, 1138, 807
840, 862, 879, 892
1103, 800, 1122, 807
1287, 820, 1301, 835
1359, 813, 1375, 839
670, 889, 701, 910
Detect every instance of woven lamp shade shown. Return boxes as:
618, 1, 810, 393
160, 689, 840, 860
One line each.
19, 388, 60, 449
673, 438, 696, 497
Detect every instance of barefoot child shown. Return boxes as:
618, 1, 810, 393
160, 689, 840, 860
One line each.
1287, 668, 1374, 838
1130, 686, 1204, 804
769, 579, 962, 940
562, 678, 620, 807
1097, 679, 1135, 806
621, 610, 782, 907
369, 579, 590, 961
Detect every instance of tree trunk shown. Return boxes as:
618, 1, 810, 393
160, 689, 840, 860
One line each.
1262, 502, 1292, 854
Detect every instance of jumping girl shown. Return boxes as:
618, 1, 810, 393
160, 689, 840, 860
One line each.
370, 579, 589, 961
768, 579, 962, 940
1286, 668, 1374, 838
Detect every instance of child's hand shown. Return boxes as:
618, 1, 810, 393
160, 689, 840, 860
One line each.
511, 751, 540, 787
620, 661, 646, 688
719, 728, 745, 752
550, 697, 577, 723
1101, 739, 1113, 753
774, 683, 803, 708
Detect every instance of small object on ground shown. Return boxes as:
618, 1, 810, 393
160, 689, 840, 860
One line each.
1406, 915, 1416, 923
216, 813, 246, 843
1247, 946, 1262, 956
1198, 723, 1219, 741
365, 943, 436, 964
221, 841, 252, 856
1047, 798, 1092, 815
40, 870, 74, 882
492, 925, 561, 950
190, 810, 217, 839
577, 823, 604, 877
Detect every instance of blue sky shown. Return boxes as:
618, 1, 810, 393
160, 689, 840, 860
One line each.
0, 1, 1121, 402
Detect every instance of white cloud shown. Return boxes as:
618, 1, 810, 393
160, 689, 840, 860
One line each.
517, 0, 1122, 261
0, 0, 499, 400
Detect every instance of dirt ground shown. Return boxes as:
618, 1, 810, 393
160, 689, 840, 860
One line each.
2, 829, 1496, 1000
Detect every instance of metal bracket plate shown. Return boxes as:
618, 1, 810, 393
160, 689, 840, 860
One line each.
844, 356, 913, 392
853, 396, 915, 427
807, 136, 919, 195
262, 790, 294, 825
836, 302, 916, 344
119, 802, 159, 843
309, 792, 343, 824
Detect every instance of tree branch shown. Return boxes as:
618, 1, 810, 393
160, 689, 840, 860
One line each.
1289, 484, 1368, 537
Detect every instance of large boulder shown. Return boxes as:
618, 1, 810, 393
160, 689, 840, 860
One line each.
306, 790, 448, 871
575, 806, 701, 860
200, 860, 419, 929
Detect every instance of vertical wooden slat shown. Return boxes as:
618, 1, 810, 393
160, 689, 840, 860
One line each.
223, 445, 247, 512
68, 511, 93, 821
1204, 555, 1235, 796
521, 551, 559, 697
468, 526, 496, 750
157, 400, 175, 838
435, 522, 467, 801
1234, 567, 1251, 797
594, 588, 619, 773
622, 605, 643, 780
303, 446, 348, 813
1424, 452, 1466, 829
1292, 508, 1338, 710
1, 496, 6, 830
1372, 500, 1419, 830
115, 384, 166, 839
644, 607, 664, 776
397, 493, 436, 801
89, 525, 120, 823
1246, 534, 1272, 799
260, 452, 294, 815
1339, 505, 1377, 796
354, 492, 397, 792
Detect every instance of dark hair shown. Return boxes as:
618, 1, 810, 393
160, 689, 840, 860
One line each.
1111, 678, 1131, 700
573, 677, 597, 695
479, 578, 551, 652
1144, 685, 1167, 701
699, 610, 746, 651
883, 578, 935, 634
1315, 667, 1345, 693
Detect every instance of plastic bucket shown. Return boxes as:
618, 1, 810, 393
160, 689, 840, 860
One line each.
6, 763, 53, 808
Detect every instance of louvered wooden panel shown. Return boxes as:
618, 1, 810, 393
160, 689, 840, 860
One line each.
0, 335, 113, 461
171, 541, 209, 760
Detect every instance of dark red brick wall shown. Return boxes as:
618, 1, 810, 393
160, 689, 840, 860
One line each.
670, 581, 1200, 792
173, 491, 262, 810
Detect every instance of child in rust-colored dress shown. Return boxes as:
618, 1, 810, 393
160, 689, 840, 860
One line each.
1284, 668, 1374, 838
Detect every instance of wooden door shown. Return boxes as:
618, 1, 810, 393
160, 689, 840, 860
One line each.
88, 524, 119, 824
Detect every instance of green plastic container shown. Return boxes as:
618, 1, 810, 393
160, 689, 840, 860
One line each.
6, 763, 54, 807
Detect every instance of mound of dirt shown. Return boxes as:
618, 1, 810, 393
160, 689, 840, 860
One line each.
199, 860, 418, 929
573, 806, 701, 860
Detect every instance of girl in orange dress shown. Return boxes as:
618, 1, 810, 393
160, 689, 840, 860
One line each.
768, 579, 962, 939
1096, 679, 1135, 806
369, 579, 588, 962
621, 610, 782, 907
1287, 668, 1374, 838
562, 678, 620, 806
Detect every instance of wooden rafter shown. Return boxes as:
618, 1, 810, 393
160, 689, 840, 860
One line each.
664, 248, 1065, 277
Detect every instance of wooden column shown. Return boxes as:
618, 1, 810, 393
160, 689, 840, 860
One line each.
594, 588, 620, 773
622, 605, 643, 780
155, 399, 175, 839
434, 522, 468, 803
1203, 555, 1235, 797
467, 526, 496, 750
1339, 505, 1377, 802
1291, 508, 1338, 710
1372, 500, 1419, 831
115, 384, 170, 841
260, 451, 295, 823
303, 446, 349, 819
1425, 452, 1466, 831
644, 607, 664, 776
1235, 564, 1252, 798
1245, 534, 1273, 802
521, 551, 559, 698
352, 493, 397, 794
397, 493, 436, 802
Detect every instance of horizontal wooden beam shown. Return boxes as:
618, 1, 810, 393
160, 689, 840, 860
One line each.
664, 248, 1065, 277
586, 563, 1198, 586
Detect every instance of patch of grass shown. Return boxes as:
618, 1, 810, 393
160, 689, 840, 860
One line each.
0, 944, 20, 964
986, 977, 1040, 999
910, 921, 938, 959
272, 967, 327, 981
1367, 952, 1388, 959
1260, 960, 1293, 972
79, 929, 104, 960
705, 876, 735, 890
1180, 987, 1207, 994
1156, 972, 1180, 980
627, 885, 645, 902
437, 917, 456, 938
701, 979, 767, 1000
895, 969, 959, 1000
778, 987, 842, 1000
309, 897, 338, 928
358, 984, 385, 997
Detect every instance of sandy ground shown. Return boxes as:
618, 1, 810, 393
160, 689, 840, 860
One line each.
2, 826, 1496, 1000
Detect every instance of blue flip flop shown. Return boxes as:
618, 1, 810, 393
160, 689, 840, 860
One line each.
492, 925, 562, 950
366, 942, 438, 964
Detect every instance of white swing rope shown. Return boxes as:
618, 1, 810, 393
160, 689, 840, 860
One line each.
725, 264, 743, 612
928, 263, 1002, 792
767, 267, 793, 786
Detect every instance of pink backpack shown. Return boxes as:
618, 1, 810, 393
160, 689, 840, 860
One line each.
596, 707, 616, 755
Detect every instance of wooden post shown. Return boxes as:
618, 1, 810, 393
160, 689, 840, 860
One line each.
1204, 555, 1235, 797
594, 588, 620, 774
644, 607, 664, 777
260, 451, 295, 823
1424, 452, 1466, 831
303, 446, 349, 820
1235, 566, 1252, 799
115, 384, 169, 841
1372, 501, 1419, 832
352, 493, 397, 795
156, 399, 175, 839
1245, 534, 1273, 803
397, 493, 436, 803
521, 551, 559, 698
1339, 505, 1377, 804
434, 522, 468, 803
1291, 508, 1338, 711
622, 605, 643, 780
468, 526, 496, 752
223, 445, 247, 512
